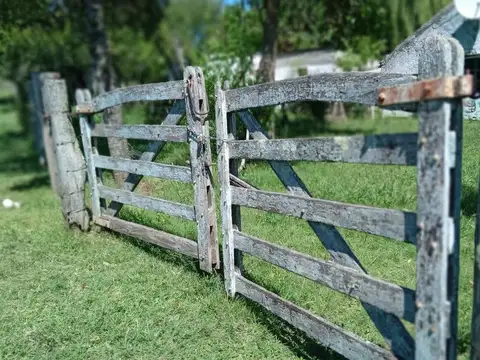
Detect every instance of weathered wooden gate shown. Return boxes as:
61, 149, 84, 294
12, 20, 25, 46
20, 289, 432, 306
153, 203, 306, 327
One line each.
216, 36, 472, 359
77, 66, 218, 273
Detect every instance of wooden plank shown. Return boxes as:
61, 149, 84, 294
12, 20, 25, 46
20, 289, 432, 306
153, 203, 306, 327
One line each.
92, 154, 192, 183
90, 124, 187, 142
232, 187, 416, 243
80, 115, 101, 219
228, 133, 418, 165
472, 177, 480, 360
225, 81, 244, 273
378, 74, 473, 106
415, 35, 458, 360
98, 185, 195, 221
234, 231, 415, 322
104, 100, 185, 217
75, 81, 184, 114
96, 215, 198, 258
229, 174, 258, 190
236, 276, 395, 360
184, 66, 218, 273
236, 110, 415, 358
445, 36, 464, 360
216, 82, 237, 295
225, 72, 416, 112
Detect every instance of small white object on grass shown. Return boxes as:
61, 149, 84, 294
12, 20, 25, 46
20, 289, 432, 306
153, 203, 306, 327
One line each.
2, 199, 21, 209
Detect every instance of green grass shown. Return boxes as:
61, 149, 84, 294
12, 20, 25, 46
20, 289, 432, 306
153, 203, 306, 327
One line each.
1, 102, 478, 359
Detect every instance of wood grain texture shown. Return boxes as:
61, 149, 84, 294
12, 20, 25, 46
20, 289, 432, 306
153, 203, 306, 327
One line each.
98, 185, 195, 221
444, 36, 464, 360
96, 215, 198, 258
225, 81, 244, 274
228, 133, 418, 165
216, 82, 237, 295
472, 177, 480, 360
93, 154, 192, 183
225, 72, 416, 111
104, 100, 185, 217
43, 79, 90, 230
232, 187, 416, 243
80, 115, 101, 219
235, 109, 414, 358
76, 81, 184, 114
236, 276, 396, 360
91, 124, 187, 142
415, 35, 459, 360
234, 231, 415, 322
185, 66, 218, 273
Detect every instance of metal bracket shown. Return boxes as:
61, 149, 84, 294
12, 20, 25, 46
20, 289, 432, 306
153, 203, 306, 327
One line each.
185, 66, 209, 122
377, 74, 475, 106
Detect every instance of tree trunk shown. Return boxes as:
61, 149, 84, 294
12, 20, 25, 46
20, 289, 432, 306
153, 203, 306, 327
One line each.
257, 0, 280, 139
258, 0, 280, 84
84, 0, 128, 184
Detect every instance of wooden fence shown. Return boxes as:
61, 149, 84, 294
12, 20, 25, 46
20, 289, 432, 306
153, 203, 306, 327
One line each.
76, 66, 219, 273
216, 35, 470, 360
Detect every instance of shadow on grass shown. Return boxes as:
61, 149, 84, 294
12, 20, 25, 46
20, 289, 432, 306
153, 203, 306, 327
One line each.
462, 183, 478, 217
96, 215, 343, 360
9, 174, 50, 191
238, 269, 348, 360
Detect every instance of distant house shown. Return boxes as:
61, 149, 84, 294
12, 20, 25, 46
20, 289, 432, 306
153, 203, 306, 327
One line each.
380, 4, 480, 120
251, 49, 379, 81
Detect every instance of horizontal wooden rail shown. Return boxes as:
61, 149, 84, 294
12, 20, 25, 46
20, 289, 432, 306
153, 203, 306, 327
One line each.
90, 124, 188, 142
95, 216, 198, 258
98, 185, 195, 221
234, 231, 415, 322
93, 155, 192, 183
378, 74, 474, 106
236, 276, 395, 360
75, 81, 184, 114
231, 187, 416, 243
225, 72, 416, 112
228, 133, 418, 165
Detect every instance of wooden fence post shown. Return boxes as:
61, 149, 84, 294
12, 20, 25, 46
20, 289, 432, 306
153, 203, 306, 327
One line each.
216, 80, 237, 294
472, 176, 480, 360
224, 81, 243, 273
184, 66, 219, 272
31, 72, 61, 181
416, 35, 464, 360
42, 79, 90, 231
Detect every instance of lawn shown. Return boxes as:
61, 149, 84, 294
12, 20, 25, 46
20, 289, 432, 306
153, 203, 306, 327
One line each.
0, 98, 478, 359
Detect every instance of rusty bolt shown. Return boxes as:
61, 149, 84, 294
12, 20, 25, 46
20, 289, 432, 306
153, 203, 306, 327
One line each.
423, 85, 432, 98
378, 92, 386, 104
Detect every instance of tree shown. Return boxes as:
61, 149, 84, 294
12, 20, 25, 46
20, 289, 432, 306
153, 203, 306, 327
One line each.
84, 0, 129, 183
